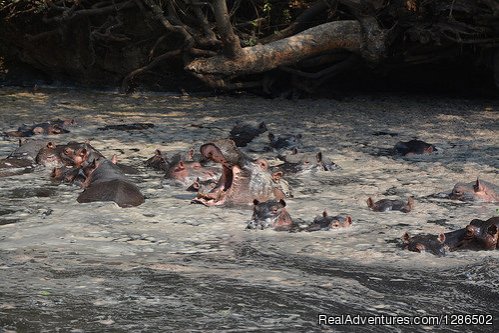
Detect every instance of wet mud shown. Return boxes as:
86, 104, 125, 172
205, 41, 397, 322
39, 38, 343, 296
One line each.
0, 88, 498, 332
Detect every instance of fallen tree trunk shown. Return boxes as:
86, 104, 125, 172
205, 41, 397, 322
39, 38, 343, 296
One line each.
186, 20, 367, 89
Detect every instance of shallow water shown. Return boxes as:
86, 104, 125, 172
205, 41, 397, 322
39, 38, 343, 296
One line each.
0, 87, 498, 332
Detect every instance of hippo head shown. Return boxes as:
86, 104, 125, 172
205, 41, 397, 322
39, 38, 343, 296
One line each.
35, 142, 64, 167
402, 232, 447, 256
464, 218, 499, 250
193, 140, 277, 206
166, 153, 219, 186
306, 211, 352, 231
247, 199, 293, 231
145, 149, 169, 171
449, 178, 497, 202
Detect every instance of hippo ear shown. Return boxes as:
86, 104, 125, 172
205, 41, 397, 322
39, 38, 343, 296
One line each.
257, 159, 268, 171
258, 121, 266, 130
253, 199, 260, 206
176, 161, 185, 170
272, 171, 283, 180
407, 196, 415, 207
268, 133, 275, 141
279, 199, 286, 207
187, 148, 194, 160
424, 146, 433, 154
345, 216, 352, 225
402, 232, 411, 243
473, 178, 483, 192
111, 155, 118, 164
155, 149, 162, 156
291, 148, 298, 155
322, 210, 328, 217
47, 142, 55, 149
487, 224, 498, 236
316, 152, 323, 162
366, 197, 374, 208
437, 233, 446, 243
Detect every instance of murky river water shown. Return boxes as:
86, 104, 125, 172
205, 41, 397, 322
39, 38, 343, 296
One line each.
0, 88, 497, 332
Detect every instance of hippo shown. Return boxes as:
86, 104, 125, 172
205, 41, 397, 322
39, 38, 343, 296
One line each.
77, 158, 144, 208
0, 140, 50, 176
145, 149, 169, 171
402, 232, 448, 256
192, 139, 285, 206
367, 196, 414, 213
277, 149, 339, 173
165, 153, 220, 187
51, 165, 86, 185
461, 217, 499, 250
4, 119, 74, 137
229, 121, 267, 147
448, 178, 498, 203
268, 133, 302, 150
35, 141, 104, 168
97, 123, 154, 131
247, 199, 294, 231
403, 217, 499, 255
394, 139, 436, 156
305, 211, 352, 231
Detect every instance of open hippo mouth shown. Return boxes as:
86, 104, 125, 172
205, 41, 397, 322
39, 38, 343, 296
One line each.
192, 139, 273, 207
192, 140, 241, 206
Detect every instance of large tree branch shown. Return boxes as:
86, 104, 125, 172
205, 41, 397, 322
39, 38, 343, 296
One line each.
186, 20, 367, 88
211, 0, 242, 58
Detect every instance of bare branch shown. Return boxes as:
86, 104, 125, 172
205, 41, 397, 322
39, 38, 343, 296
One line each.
211, 0, 242, 58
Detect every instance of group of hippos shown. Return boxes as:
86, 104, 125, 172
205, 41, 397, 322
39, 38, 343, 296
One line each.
1, 118, 497, 257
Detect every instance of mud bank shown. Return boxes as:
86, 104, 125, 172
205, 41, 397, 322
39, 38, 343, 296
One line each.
0, 88, 498, 332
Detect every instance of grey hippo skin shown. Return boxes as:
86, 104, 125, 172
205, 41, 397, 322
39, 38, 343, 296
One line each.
77, 158, 144, 208
367, 196, 414, 213
403, 217, 499, 256
247, 199, 294, 231
229, 121, 267, 147
192, 139, 286, 206
448, 179, 498, 203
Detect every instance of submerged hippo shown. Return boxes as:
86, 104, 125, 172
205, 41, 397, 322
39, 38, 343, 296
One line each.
4, 119, 74, 137
165, 153, 220, 188
0, 140, 48, 176
192, 139, 285, 206
247, 199, 294, 231
229, 121, 267, 147
268, 133, 302, 150
403, 217, 499, 255
394, 139, 436, 156
77, 158, 144, 208
367, 196, 414, 213
35, 141, 104, 168
402, 232, 448, 256
462, 217, 499, 250
145, 149, 169, 171
97, 123, 154, 131
448, 178, 498, 203
305, 211, 352, 231
277, 149, 339, 174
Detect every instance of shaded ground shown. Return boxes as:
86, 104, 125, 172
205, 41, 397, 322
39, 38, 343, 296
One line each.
0, 87, 498, 332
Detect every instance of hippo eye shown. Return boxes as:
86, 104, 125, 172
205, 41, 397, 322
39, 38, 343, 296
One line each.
64, 148, 73, 155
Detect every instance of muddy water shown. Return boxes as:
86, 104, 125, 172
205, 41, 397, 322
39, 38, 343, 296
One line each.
0, 88, 497, 332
